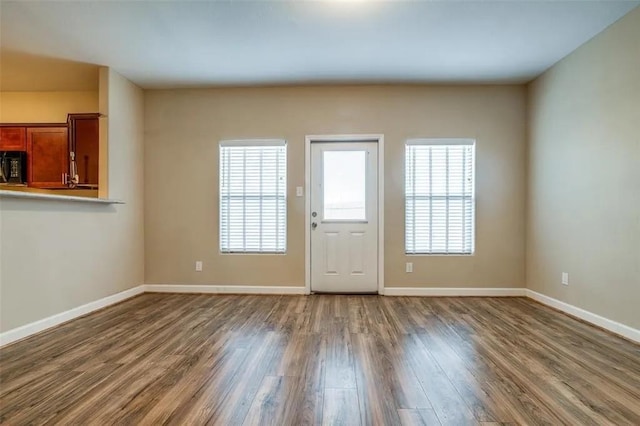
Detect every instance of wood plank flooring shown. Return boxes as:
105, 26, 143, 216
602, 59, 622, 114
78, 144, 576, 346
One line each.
1, 294, 639, 425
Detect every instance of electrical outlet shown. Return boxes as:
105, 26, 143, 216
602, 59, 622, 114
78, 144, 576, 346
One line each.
561, 272, 569, 285
406, 262, 413, 273
195, 261, 203, 272
296, 186, 304, 197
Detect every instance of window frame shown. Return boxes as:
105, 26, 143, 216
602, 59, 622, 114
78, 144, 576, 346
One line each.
405, 138, 476, 256
219, 139, 287, 255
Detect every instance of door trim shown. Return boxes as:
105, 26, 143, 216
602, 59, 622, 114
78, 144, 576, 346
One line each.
305, 134, 385, 295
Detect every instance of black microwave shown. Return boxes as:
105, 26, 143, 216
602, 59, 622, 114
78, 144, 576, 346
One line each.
0, 151, 27, 184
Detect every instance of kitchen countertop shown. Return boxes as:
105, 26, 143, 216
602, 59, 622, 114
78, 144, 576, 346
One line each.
0, 189, 124, 204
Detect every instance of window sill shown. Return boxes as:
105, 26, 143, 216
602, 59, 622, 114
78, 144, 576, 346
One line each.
406, 253, 475, 257
0, 190, 124, 205
220, 252, 287, 255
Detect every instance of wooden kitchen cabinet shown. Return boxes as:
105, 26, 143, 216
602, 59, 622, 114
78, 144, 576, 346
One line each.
27, 127, 69, 188
2, 113, 100, 193
0, 127, 27, 151
68, 113, 99, 187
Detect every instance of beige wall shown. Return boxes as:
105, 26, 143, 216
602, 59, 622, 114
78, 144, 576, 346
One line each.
527, 7, 640, 329
0, 91, 99, 123
0, 69, 144, 332
145, 85, 526, 288
1, 51, 99, 92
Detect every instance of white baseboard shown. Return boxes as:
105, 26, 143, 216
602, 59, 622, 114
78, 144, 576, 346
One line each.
4, 285, 636, 347
143, 284, 307, 295
525, 290, 640, 343
384, 287, 526, 297
0, 285, 145, 348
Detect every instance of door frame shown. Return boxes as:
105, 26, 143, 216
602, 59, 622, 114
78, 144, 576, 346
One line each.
305, 134, 385, 295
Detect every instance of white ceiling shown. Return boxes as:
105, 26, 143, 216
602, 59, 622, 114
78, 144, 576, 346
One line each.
1, 1, 638, 89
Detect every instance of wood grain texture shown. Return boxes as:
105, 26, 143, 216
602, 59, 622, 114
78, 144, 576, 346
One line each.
68, 114, 99, 185
1, 294, 639, 425
26, 126, 68, 188
0, 127, 26, 151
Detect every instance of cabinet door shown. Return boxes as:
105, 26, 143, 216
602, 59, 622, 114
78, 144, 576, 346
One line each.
72, 117, 99, 185
0, 127, 27, 151
27, 127, 69, 188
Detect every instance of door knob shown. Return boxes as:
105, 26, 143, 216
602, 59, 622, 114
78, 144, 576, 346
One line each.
312, 212, 317, 217
312, 222, 317, 230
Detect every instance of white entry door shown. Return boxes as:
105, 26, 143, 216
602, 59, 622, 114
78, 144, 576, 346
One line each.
310, 142, 378, 293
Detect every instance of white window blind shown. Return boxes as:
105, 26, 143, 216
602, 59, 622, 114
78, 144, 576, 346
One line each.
220, 140, 287, 253
405, 139, 475, 255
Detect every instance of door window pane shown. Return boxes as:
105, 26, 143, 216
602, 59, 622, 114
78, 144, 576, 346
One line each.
323, 150, 366, 220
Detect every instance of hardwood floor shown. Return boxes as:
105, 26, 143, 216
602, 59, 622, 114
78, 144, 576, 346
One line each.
1, 294, 639, 425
